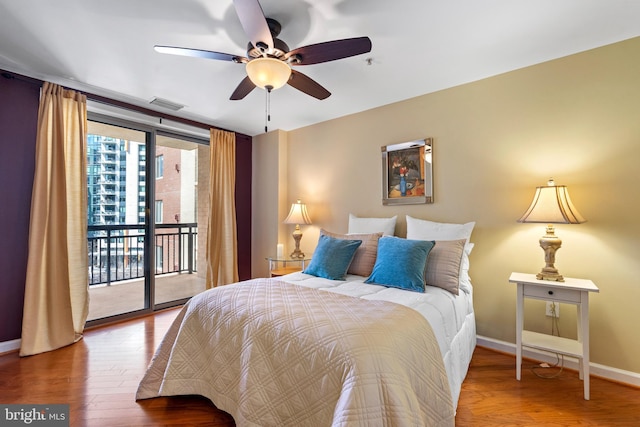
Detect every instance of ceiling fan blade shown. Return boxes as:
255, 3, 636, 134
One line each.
233, 0, 274, 53
154, 45, 245, 62
287, 70, 331, 100
285, 37, 372, 65
230, 76, 256, 100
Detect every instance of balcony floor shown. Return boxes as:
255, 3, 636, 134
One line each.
88, 273, 206, 320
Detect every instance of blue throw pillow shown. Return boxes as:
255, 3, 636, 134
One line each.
365, 236, 435, 292
303, 234, 363, 280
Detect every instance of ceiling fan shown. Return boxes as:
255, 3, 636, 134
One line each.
154, 0, 372, 101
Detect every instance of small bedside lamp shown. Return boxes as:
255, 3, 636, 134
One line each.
518, 178, 586, 282
283, 199, 312, 259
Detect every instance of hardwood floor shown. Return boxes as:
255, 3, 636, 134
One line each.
0, 308, 638, 426
456, 348, 640, 426
0, 308, 232, 426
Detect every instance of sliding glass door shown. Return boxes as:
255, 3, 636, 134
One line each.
86, 120, 148, 321
153, 133, 208, 307
86, 115, 208, 323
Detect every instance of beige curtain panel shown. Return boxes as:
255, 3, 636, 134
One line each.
20, 82, 89, 357
206, 129, 239, 288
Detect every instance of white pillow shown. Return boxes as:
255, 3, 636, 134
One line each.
348, 214, 397, 236
458, 252, 473, 294
406, 215, 476, 294
406, 215, 475, 248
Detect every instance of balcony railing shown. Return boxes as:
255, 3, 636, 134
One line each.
88, 223, 197, 286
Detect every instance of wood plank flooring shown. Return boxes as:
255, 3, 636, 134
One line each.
0, 307, 638, 426
456, 347, 640, 426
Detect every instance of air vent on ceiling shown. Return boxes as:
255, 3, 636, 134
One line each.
149, 97, 184, 111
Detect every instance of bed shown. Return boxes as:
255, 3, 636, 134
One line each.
136, 215, 477, 426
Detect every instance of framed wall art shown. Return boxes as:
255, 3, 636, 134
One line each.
381, 138, 433, 205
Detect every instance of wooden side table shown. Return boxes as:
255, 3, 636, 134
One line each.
266, 257, 310, 277
509, 272, 599, 400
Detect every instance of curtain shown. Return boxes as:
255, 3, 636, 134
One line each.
205, 129, 239, 288
20, 82, 88, 357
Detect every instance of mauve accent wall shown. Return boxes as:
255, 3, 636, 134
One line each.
0, 75, 40, 342
235, 133, 252, 281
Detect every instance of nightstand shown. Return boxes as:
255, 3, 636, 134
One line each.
509, 272, 599, 400
266, 257, 310, 277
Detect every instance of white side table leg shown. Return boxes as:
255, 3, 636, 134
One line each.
580, 291, 590, 400
516, 283, 524, 381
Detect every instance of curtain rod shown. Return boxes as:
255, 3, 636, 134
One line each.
1, 69, 248, 138
1, 70, 41, 86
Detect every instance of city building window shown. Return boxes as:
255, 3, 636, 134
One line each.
155, 200, 163, 223
156, 155, 164, 179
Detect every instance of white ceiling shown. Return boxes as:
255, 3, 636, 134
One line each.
1, 0, 639, 136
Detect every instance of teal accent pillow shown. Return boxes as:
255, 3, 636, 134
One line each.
303, 234, 363, 280
365, 236, 435, 292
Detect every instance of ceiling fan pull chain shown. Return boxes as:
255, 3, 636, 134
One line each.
264, 88, 268, 132
264, 85, 273, 133
268, 88, 271, 123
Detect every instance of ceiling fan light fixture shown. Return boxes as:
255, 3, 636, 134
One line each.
246, 57, 291, 91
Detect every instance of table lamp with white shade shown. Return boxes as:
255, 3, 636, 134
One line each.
283, 199, 312, 259
518, 178, 586, 282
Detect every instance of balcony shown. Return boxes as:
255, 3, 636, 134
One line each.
87, 223, 205, 320
88, 273, 205, 320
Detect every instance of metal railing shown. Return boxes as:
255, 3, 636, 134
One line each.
88, 223, 197, 286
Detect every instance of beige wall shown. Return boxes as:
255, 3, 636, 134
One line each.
251, 130, 291, 276
252, 37, 640, 374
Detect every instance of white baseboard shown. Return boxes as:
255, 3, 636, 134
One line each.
477, 335, 640, 388
0, 339, 21, 355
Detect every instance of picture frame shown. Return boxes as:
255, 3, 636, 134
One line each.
381, 138, 433, 205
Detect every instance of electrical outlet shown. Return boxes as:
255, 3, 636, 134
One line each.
546, 301, 560, 317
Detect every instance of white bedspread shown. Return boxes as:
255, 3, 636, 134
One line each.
137, 278, 455, 426
281, 272, 476, 408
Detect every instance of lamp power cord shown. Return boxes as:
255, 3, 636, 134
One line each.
530, 302, 565, 379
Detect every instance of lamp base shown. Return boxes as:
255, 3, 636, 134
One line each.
537, 225, 565, 282
536, 270, 564, 282
290, 226, 305, 259
289, 249, 306, 259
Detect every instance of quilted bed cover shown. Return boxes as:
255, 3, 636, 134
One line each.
137, 278, 456, 426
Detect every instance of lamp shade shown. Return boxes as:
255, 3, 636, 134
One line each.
283, 200, 312, 225
518, 179, 586, 224
246, 57, 292, 90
